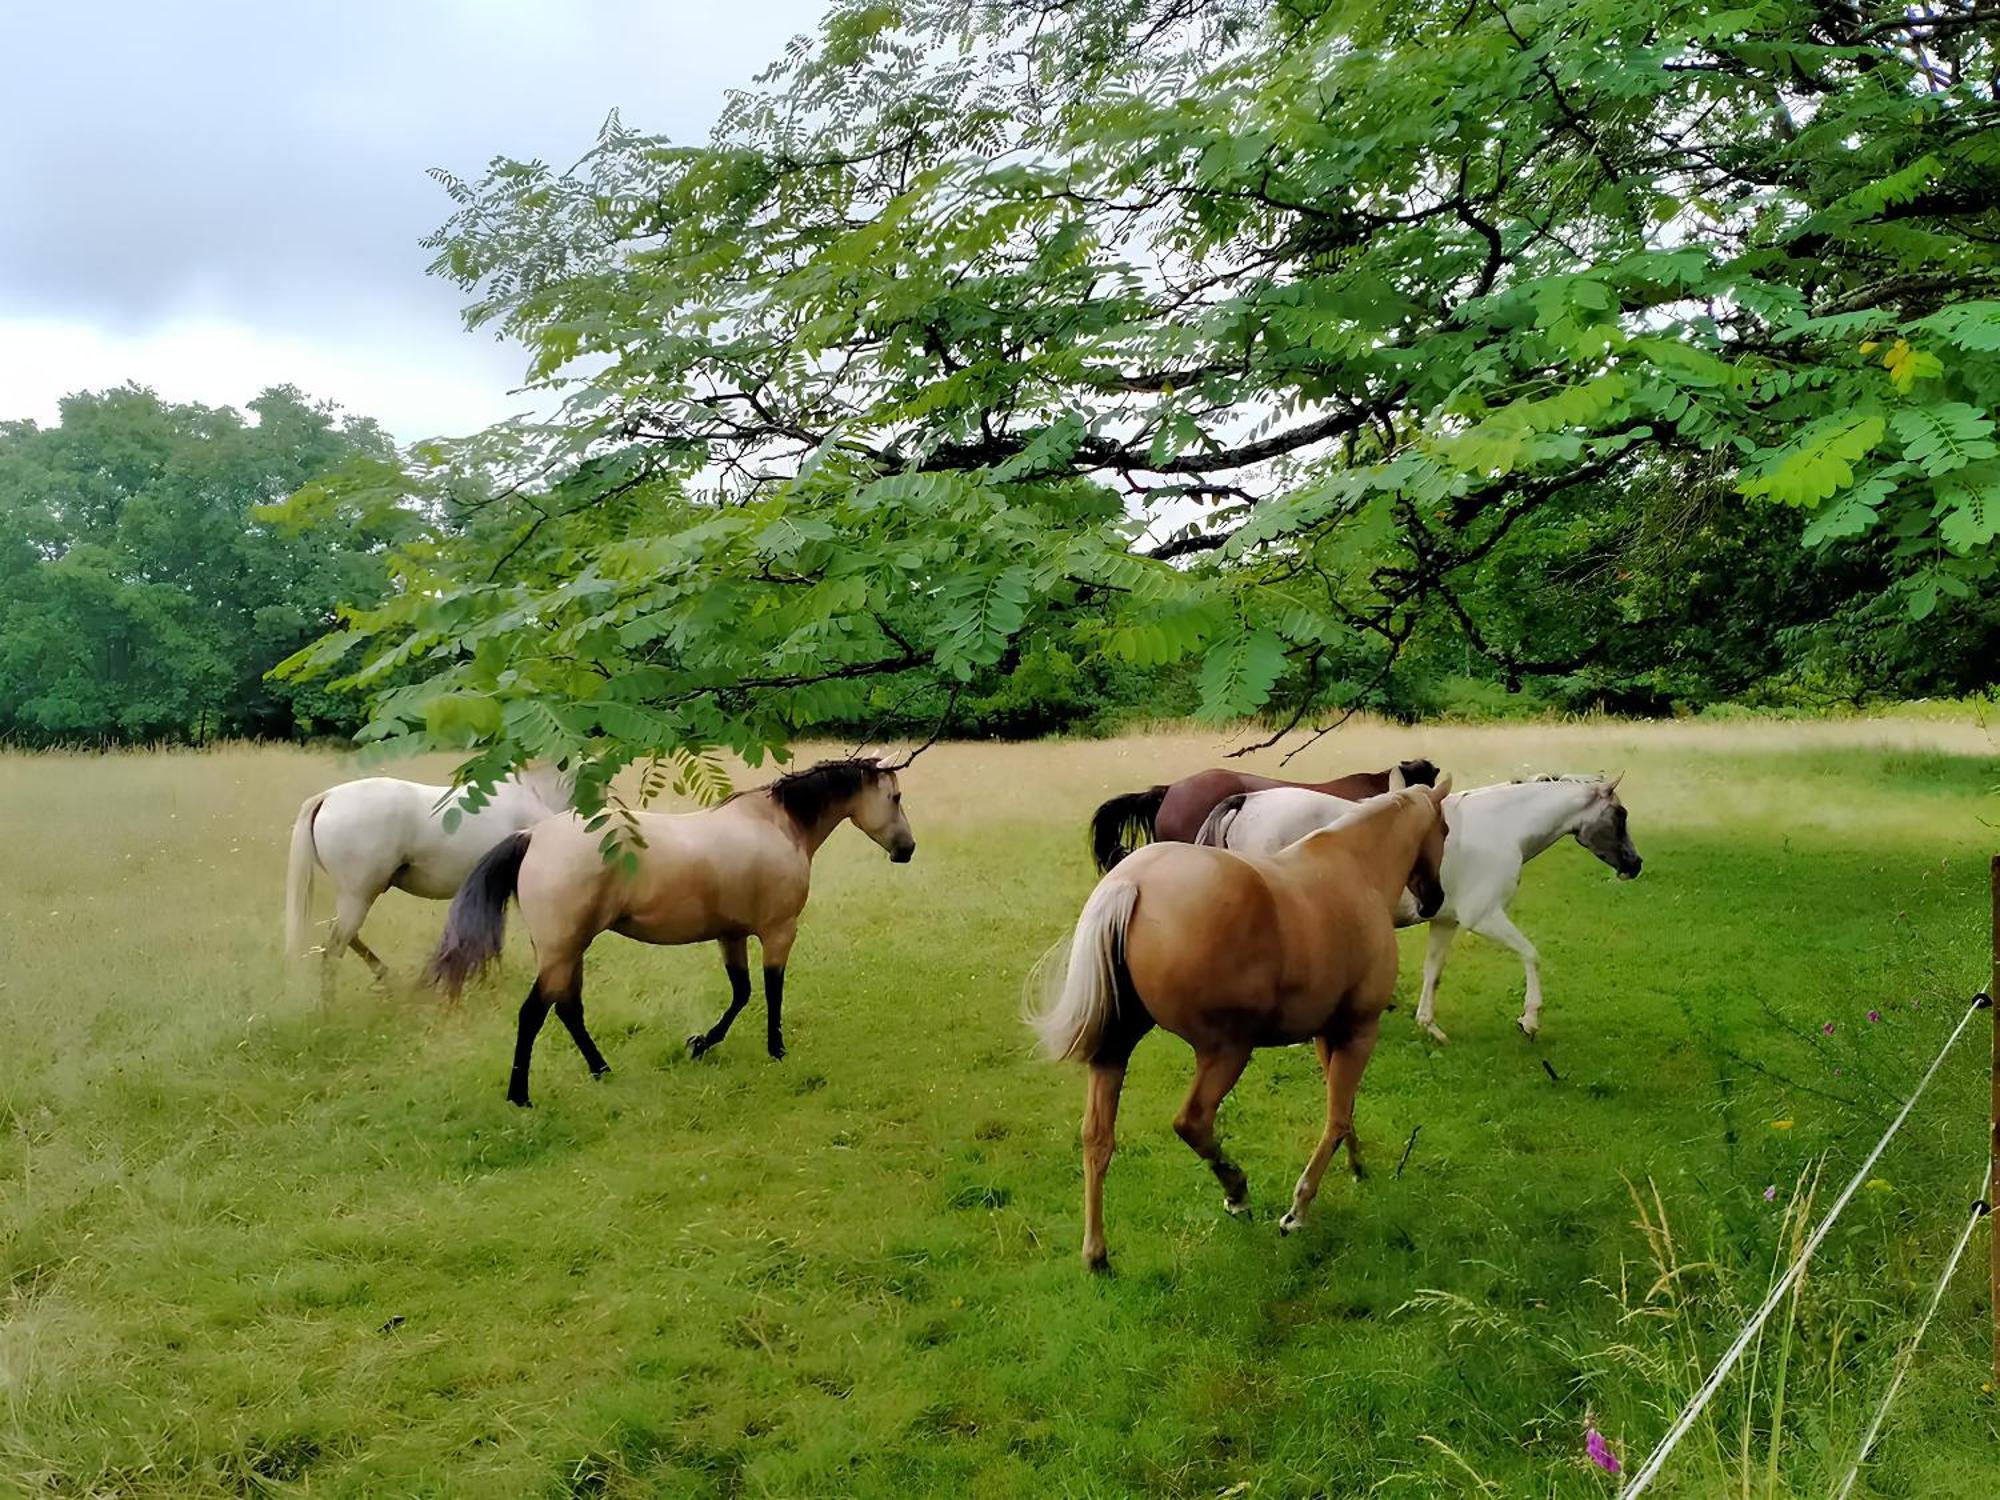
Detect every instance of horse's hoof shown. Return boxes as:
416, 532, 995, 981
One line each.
591, 1067, 611, 1082
1421, 1022, 1450, 1045
1223, 1196, 1251, 1219
767, 1042, 787, 1061
1279, 1211, 1303, 1235
1084, 1248, 1110, 1273
507, 1094, 532, 1109
1517, 1018, 1540, 1039
686, 1034, 712, 1059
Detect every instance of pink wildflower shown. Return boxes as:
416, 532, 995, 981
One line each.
1587, 1428, 1620, 1475
1821, 1021, 1835, 1036
1867, 1009, 1881, 1024
1763, 1185, 1777, 1202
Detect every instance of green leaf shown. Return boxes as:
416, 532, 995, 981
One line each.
1891, 403, 1996, 477
1739, 414, 1887, 507
1197, 630, 1286, 720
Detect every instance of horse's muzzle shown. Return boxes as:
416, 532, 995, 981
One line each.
1619, 857, 1643, 880
891, 843, 915, 864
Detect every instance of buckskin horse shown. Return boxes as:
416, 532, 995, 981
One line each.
1087, 757, 1440, 872
426, 758, 916, 1106
1029, 779, 1451, 1270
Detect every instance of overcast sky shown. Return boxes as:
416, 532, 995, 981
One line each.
0, 1, 828, 441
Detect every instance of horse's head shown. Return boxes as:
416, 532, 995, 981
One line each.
1390, 757, 1442, 791
1403, 774, 1454, 918
848, 762, 917, 863
1575, 774, 1642, 879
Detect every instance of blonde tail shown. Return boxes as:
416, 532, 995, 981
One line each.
284, 791, 327, 960
1024, 879, 1139, 1062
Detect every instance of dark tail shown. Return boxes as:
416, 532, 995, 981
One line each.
425, 832, 530, 997
1089, 786, 1167, 873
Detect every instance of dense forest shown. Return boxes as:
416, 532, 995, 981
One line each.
0, 373, 1989, 749
0, 387, 413, 745
5, 3, 1998, 755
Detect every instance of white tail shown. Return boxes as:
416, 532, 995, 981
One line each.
1192, 796, 1241, 849
1024, 878, 1139, 1062
284, 791, 327, 959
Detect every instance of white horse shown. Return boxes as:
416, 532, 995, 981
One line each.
1195, 775, 1642, 1041
284, 766, 572, 994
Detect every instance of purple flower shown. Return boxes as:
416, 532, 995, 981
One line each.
1822, 1021, 1835, 1036
1587, 1428, 1620, 1475
1763, 1185, 1777, 1202
1867, 1010, 1881, 1024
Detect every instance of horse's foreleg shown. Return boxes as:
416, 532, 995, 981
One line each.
1173, 1047, 1253, 1216
551, 970, 610, 1082
688, 936, 752, 1059
508, 983, 553, 1107
1282, 1019, 1379, 1234
1415, 920, 1458, 1043
1473, 910, 1543, 1035
760, 922, 797, 1061
1081, 1061, 1126, 1271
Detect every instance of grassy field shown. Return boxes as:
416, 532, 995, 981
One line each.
2, 721, 1997, 1498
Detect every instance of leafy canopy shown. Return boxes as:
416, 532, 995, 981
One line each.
278, 0, 2000, 794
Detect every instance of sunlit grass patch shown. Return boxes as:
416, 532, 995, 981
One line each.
1, 722, 1996, 1496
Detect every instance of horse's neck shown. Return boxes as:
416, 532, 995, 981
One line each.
1289, 803, 1423, 906
1480, 782, 1591, 861
751, 793, 847, 857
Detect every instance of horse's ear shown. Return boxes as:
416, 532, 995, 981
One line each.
1428, 773, 1453, 803
1388, 766, 1407, 791
1603, 770, 1625, 795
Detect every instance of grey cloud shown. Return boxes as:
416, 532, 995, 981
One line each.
2, 1, 823, 335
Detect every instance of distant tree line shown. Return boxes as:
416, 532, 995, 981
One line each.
1, 372, 1992, 752
0, 386, 416, 746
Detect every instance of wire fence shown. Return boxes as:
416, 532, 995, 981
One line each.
1619, 989, 1994, 1499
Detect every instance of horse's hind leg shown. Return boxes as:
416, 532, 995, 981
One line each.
320, 887, 382, 1001
1414, 921, 1457, 1043
348, 935, 392, 987
507, 982, 552, 1107
1081, 1062, 1126, 1271
688, 936, 752, 1059
550, 967, 610, 1082
1281, 1019, 1380, 1235
1173, 1047, 1253, 1217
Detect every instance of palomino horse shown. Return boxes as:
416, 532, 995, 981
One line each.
285, 766, 572, 995
1194, 774, 1642, 1041
1087, 757, 1440, 872
1029, 780, 1451, 1270
425, 758, 916, 1107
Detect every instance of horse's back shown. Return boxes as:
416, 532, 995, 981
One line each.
1155, 769, 1283, 842
1227, 786, 1359, 856
520, 803, 807, 950
312, 777, 534, 900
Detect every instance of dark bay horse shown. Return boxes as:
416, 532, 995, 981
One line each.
1030, 781, 1452, 1270
426, 758, 915, 1106
1088, 757, 1440, 872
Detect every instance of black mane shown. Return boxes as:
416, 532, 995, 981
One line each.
761, 757, 884, 827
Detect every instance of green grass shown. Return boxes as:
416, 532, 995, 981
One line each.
2, 725, 1997, 1497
